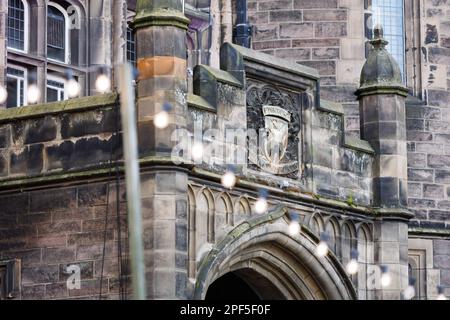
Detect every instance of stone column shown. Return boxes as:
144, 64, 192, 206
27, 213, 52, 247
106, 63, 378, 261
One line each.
356, 26, 412, 300
88, 0, 113, 95
112, 0, 127, 80
0, 0, 7, 109
133, 0, 190, 299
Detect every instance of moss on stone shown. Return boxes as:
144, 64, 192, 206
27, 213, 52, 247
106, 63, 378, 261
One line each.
0, 154, 192, 191
0, 93, 118, 124
0, 167, 116, 189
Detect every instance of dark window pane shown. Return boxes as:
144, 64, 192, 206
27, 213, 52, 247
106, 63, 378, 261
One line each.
47, 6, 66, 61
47, 79, 64, 103
6, 78, 18, 108
47, 87, 59, 102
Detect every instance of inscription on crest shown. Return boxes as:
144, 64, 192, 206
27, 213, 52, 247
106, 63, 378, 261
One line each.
263, 106, 291, 122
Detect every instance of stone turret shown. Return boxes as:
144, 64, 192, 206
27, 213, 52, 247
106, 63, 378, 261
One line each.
133, 0, 190, 299
357, 25, 409, 209
356, 25, 412, 300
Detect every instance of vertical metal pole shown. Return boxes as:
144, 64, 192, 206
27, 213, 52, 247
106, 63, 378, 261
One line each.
234, 0, 252, 48
117, 63, 147, 300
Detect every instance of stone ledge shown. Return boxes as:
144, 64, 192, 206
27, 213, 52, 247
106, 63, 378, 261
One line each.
409, 219, 450, 237
405, 95, 427, 107
195, 64, 242, 88
343, 135, 375, 154
0, 93, 118, 124
0, 155, 192, 191
187, 94, 215, 113
318, 99, 344, 115
221, 42, 320, 81
409, 227, 450, 237
373, 208, 415, 220
193, 64, 243, 108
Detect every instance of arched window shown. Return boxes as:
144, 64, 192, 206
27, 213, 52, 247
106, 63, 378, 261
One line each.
47, 3, 69, 63
7, 0, 29, 52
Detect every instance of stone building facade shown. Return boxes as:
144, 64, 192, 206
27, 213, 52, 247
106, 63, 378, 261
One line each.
0, 0, 449, 300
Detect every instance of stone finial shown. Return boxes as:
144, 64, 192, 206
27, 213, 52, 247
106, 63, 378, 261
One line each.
356, 24, 408, 97
373, 24, 383, 39
370, 24, 389, 49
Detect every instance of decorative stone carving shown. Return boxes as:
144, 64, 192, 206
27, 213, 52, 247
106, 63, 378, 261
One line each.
246, 80, 303, 177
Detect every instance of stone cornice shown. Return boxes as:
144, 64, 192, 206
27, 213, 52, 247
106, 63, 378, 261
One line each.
132, 8, 190, 30
0, 155, 373, 218
408, 227, 450, 238
372, 208, 415, 221
0, 155, 193, 192
355, 84, 409, 99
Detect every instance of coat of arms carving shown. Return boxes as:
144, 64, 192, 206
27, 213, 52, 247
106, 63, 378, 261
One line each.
247, 82, 302, 177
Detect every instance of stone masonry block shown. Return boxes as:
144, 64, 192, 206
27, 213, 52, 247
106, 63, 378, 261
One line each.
294, 0, 337, 9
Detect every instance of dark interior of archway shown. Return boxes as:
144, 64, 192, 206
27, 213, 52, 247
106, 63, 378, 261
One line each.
205, 272, 261, 301
205, 269, 286, 300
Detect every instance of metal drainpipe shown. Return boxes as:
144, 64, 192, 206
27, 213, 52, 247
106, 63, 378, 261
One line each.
233, 0, 252, 48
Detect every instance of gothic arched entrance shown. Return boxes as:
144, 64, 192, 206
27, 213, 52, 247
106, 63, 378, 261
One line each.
195, 207, 357, 300
205, 269, 285, 300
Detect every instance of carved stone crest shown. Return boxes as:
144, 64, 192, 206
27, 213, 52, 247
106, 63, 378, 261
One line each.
247, 81, 302, 177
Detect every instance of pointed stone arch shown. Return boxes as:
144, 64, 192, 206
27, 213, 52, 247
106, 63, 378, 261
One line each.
197, 187, 216, 244
187, 184, 197, 279
215, 192, 233, 229
341, 220, 357, 267
194, 207, 357, 300
324, 216, 341, 256
234, 196, 252, 223
309, 211, 324, 236
356, 223, 374, 299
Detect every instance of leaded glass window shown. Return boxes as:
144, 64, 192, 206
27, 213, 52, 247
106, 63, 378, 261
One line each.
7, 0, 27, 51
371, 0, 406, 81
127, 27, 136, 65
